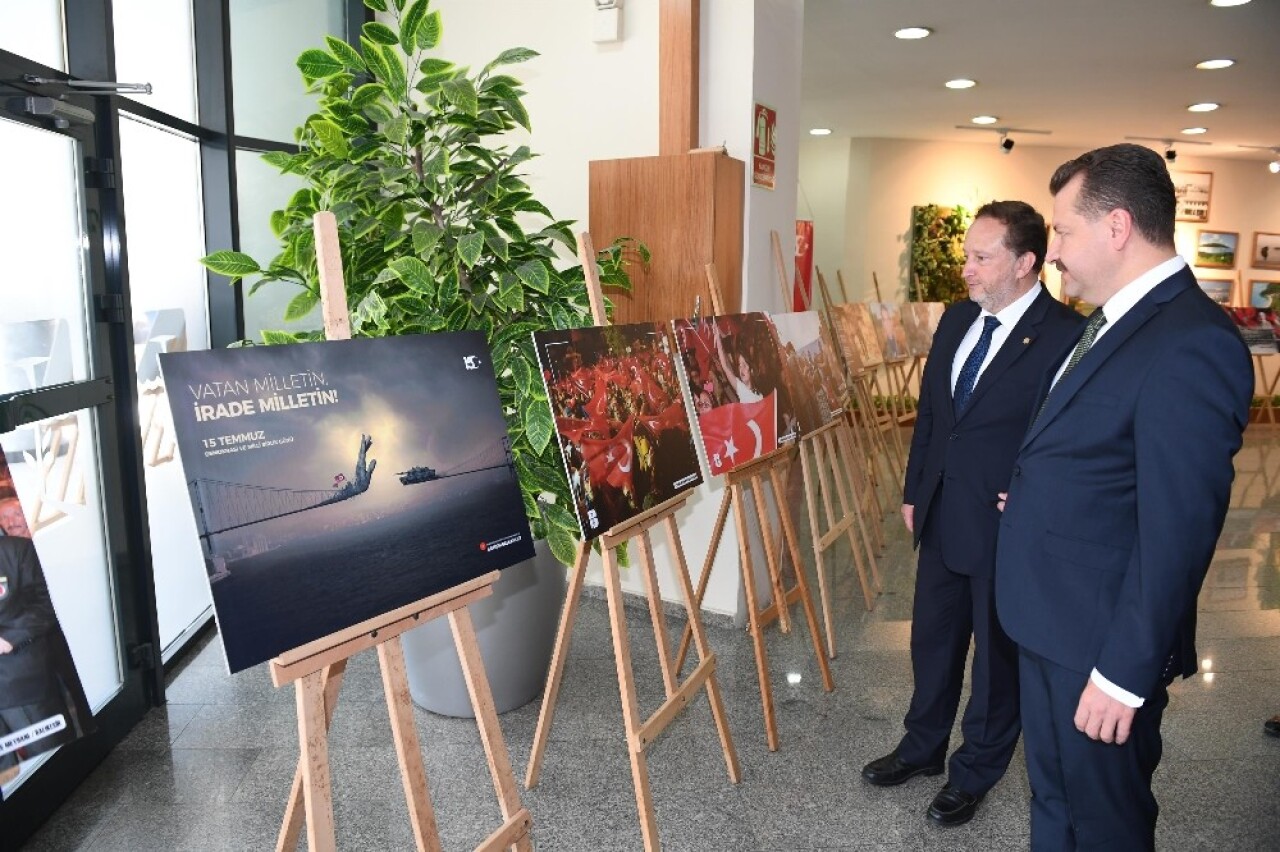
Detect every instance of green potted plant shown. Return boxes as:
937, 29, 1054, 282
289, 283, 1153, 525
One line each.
909, 203, 972, 304
201, 0, 646, 714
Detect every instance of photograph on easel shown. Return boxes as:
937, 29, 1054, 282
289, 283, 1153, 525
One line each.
160, 334, 533, 673
831, 302, 885, 372
671, 313, 798, 476
868, 302, 911, 361
0, 454, 95, 800
901, 303, 945, 357
768, 311, 846, 433
533, 323, 702, 539
1224, 307, 1280, 354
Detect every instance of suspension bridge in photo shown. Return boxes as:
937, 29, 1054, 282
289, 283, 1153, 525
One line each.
188, 434, 515, 540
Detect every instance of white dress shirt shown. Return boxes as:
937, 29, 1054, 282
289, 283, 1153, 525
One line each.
950, 283, 1044, 394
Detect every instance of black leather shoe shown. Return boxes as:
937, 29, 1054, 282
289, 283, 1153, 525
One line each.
1265, 715, 1280, 738
927, 783, 984, 827
861, 750, 944, 787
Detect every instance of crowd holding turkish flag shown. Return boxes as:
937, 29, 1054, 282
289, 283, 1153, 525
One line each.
698, 393, 779, 476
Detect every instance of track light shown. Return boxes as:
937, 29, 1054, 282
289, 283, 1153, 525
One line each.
1236, 144, 1280, 174
1000, 134, 1015, 154
954, 125, 1051, 155
1165, 145, 1178, 163
1124, 135, 1210, 164
1271, 161, 1280, 175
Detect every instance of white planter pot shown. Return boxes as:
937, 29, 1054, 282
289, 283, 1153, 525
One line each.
401, 538, 566, 717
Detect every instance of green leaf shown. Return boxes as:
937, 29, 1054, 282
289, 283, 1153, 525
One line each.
418, 10, 442, 49
269, 209, 288, 237
546, 521, 579, 567
419, 58, 454, 76
498, 272, 524, 311
261, 329, 296, 346
324, 36, 366, 73
438, 267, 460, 306
261, 150, 292, 170
350, 82, 385, 109
384, 114, 408, 145
285, 288, 320, 321
378, 45, 408, 99
398, 0, 429, 51
201, 250, 261, 280
523, 397, 555, 455
500, 97, 530, 130
423, 147, 450, 175
457, 232, 484, 269
309, 118, 349, 158
441, 78, 479, 117
363, 0, 387, 10
541, 500, 579, 534
362, 21, 399, 45
388, 257, 436, 299
412, 220, 444, 255
511, 353, 534, 395
297, 49, 344, 81
516, 260, 550, 294
485, 47, 539, 72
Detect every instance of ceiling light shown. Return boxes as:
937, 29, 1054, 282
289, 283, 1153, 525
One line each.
1209, 0, 1251, 7
1182, 127, 1208, 135
808, 128, 832, 136
945, 78, 976, 90
1187, 102, 1220, 112
971, 115, 998, 125
1236, 143, 1280, 173
1195, 58, 1235, 70
894, 27, 932, 40
1271, 161, 1280, 174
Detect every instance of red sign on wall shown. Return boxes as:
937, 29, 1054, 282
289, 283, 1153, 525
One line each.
752, 103, 776, 190
794, 220, 814, 311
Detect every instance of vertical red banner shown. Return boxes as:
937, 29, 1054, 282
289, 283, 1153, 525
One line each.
794, 219, 814, 311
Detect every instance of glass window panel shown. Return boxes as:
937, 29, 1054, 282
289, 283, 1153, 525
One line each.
118, 114, 214, 654
0, 1, 65, 71
0, 117, 92, 394
236, 149, 313, 341
113, 0, 198, 122
229, 0, 345, 141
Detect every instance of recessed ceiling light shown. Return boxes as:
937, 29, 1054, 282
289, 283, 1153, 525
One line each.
809, 128, 832, 136
1182, 127, 1208, 135
945, 78, 976, 89
894, 27, 932, 40
1196, 58, 1235, 70
1187, 102, 1220, 112
1209, 0, 1251, 7
971, 115, 999, 125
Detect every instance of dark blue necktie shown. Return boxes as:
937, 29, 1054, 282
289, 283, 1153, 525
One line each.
953, 315, 1000, 416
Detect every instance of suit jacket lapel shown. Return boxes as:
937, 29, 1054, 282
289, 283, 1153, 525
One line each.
1020, 268, 1195, 449
955, 288, 1052, 423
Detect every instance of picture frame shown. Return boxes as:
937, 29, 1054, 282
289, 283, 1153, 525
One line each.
1195, 230, 1239, 269
1195, 275, 1233, 306
1170, 170, 1212, 223
1250, 279, 1280, 310
1252, 232, 1280, 271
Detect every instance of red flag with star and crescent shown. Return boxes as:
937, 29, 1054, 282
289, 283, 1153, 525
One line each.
696, 392, 778, 476
580, 417, 636, 491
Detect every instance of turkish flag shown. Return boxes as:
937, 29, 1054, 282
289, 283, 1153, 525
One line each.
697, 392, 778, 476
581, 417, 636, 491
640, 401, 690, 435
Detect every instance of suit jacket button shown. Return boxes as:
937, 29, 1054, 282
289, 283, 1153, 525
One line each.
1013, 465, 1021, 476
949, 433, 958, 440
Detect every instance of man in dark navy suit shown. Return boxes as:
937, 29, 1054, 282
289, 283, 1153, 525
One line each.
995, 144, 1252, 850
862, 201, 1083, 827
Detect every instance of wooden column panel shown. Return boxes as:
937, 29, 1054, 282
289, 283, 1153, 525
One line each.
658, 0, 700, 155
589, 151, 744, 324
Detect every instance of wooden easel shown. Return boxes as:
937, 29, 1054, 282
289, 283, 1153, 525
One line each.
272, 212, 532, 852
524, 233, 740, 852
1252, 354, 1280, 426
670, 264, 835, 752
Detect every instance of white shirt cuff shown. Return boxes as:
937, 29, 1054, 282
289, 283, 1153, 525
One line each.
1091, 668, 1145, 708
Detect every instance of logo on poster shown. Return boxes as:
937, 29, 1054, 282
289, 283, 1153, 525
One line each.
463, 355, 482, 370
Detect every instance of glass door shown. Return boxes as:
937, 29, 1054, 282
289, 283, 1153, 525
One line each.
0, 55, 155, 842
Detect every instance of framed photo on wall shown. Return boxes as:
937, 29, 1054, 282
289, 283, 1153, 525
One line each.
1171, 170, 1212, 223
1195, 275, 1233, 306
1250, 279, 1280, 310
1195, 230, 1239, 269
1252, 232, 1280, 270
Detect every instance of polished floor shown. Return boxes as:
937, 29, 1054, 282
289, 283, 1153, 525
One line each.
22, 431, 1280, 850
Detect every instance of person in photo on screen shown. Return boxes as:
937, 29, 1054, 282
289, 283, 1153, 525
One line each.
861, 200, 1084, 829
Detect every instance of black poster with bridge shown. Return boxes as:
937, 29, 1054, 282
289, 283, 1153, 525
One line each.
160, 333, 534, 673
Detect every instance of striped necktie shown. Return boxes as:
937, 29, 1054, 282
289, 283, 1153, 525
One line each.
953, 315, 1000, 416
1035, 308, 1108, 422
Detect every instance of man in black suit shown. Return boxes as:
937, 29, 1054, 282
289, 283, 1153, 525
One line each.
862, 201, 1084, 827
995, 144, 1252, 849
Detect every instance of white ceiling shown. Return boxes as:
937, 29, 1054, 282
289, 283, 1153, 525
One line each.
800, 0, 1280, 162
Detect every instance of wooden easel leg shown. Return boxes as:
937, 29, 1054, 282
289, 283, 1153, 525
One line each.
799, 439, 837, 658
833, 425, 883, 593
733, 481, 779, 752
674, 486, 731, 673
525, 541, 590, 789
601, 544, 661, 850
750, 472, 792, 635
636, 530, 678, 697
449, 608, 534, 852
663, 515, 741, 783
767, 465, 835, 694
824, 430, 876, 608
293, 670, 337, 852
279, 661, 347, 852
377, 637, 442, 852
